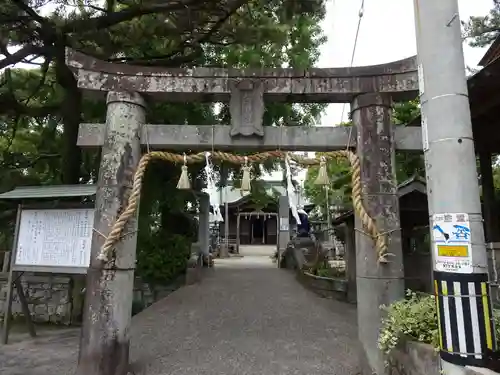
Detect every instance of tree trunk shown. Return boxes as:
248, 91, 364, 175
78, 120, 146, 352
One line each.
55, 58, 85, 323
55, 59, 82, 185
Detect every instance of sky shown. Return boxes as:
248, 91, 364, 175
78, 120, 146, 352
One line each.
3, 0, 495, 183
317, 0, 493, 127
265, 0, 494, 182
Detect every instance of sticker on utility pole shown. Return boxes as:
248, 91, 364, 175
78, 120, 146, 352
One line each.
279, 217, 289, 231
422, 116, 429, 151
418, 64, 425, 95
432, 213, 473, 274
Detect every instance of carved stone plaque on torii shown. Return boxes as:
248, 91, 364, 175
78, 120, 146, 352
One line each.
67, 50, 422, 152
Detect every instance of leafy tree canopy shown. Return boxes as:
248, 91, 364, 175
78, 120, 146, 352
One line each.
304, 100, 424, 220
463, 1, 500, 48
0, 0, 328, 283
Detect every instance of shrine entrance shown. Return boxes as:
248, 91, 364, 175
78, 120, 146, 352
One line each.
68, 50, 422, 375
251, 215, 264, 244
236, 211, 278, 252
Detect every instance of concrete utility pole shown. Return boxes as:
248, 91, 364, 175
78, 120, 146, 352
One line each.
414, 1, 496, 373
77, 92, 145, 375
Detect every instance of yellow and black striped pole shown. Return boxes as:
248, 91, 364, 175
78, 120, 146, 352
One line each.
434, 271, 497, 366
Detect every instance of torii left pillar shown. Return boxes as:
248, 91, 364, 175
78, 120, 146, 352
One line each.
77, 91, 145, 375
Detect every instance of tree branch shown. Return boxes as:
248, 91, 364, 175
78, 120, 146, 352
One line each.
0, 153, 61, 170
109, 0, 248, 66
23, 60, 51, 105
0, 92, 59, 117
0, 44, 42, 69
61, 0, 203, 34
11, 0, 47, 25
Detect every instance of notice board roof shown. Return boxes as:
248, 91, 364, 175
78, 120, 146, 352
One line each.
0, 184, 97, 200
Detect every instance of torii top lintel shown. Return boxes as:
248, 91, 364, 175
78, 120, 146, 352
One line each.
66, 49, 419, 103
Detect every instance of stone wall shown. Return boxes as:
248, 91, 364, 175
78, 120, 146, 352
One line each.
297, 271, 347, 301
388, 341, 500, 375
0, 274, 73, 324
387, 341, 439, 375
466, 366, 500, 375
0, 273, 185, 325
132, 275, 186, 311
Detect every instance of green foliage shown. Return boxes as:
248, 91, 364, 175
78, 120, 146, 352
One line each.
378, 291, 500, 355
315, 263, 345, 278
0, 0, 328, 284
463, 3, 500, 48
304, 101, 424, 220
303, 155, 352, 220
394, 100, 426, 182
378, 291, 439, 354
137, 232, 192, 285
490, 155, 500, 191
247, 181, 280, 211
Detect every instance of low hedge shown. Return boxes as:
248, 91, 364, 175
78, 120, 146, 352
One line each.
378, 291, 500, 355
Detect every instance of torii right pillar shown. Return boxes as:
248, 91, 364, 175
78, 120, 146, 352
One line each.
351, 92, 405, 375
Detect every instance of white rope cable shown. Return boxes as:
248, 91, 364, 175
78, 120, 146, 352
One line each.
339, 0, 365, 125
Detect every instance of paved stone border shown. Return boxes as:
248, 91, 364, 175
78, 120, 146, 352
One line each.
297, 271, 348, 301
387, 340, 500, 375
387, 341, 439, 375
0, 273, 186, 324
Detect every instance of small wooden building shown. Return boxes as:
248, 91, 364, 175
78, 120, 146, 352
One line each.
223, 197, 279, 246
332, 175, 431, 301
215, 181, 313, 246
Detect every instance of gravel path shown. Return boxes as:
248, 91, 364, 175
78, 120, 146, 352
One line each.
0, 253, 360, 375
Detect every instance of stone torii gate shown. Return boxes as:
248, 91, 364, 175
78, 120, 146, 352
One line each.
67, 50, 422, 375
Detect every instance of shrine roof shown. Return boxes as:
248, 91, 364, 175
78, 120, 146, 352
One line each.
331, 176, 427, 226
0, 184, 97, 200
478, 36, 500, 67
408, 54, 500, 153
215, 182, 312, 207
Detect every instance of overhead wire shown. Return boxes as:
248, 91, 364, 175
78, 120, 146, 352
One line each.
339, 0, 365, 125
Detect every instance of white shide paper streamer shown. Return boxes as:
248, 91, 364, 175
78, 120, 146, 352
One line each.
204, 152, 223, 222
285, 154, 300, 225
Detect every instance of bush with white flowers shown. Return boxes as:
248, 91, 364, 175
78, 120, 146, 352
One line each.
378, 291, 500, 355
